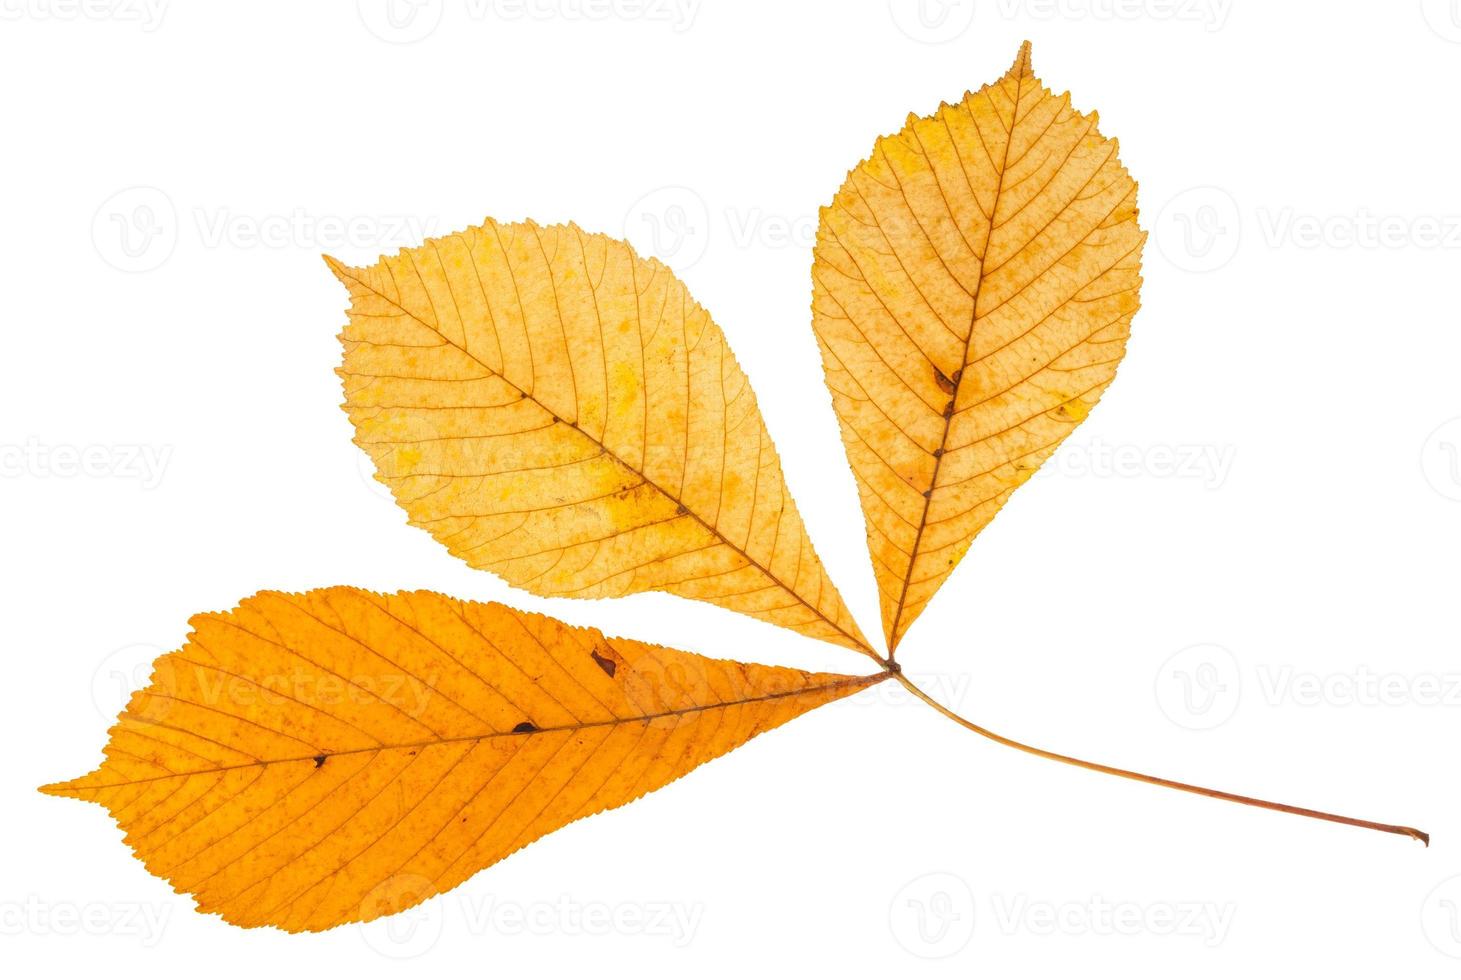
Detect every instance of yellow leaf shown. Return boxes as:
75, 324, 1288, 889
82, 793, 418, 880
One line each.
43, 588, 883, 932
331, 222, 876, 659
811, 42, 1146, 651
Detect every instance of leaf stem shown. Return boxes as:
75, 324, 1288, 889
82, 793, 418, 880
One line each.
895, 674, 1428, 845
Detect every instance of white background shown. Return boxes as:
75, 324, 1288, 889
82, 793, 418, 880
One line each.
3, 1, 1459, 976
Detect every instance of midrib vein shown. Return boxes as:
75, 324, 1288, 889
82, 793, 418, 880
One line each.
67, 673, 887, 790
888, 63, 1026, 651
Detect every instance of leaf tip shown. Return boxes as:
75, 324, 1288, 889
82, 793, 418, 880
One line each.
38, 776, 87, 800
322, 253, 353, 284
1011, 39, 1033, 77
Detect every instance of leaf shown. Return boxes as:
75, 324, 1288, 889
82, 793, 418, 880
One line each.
811, 42, 1146, 651
43, 588, 882, 932
330, 221, 876, 658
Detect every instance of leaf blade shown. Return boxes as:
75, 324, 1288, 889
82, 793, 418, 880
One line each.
332, 222, 875, 658
44, 588, 883, 932
811, 43, 1146, 651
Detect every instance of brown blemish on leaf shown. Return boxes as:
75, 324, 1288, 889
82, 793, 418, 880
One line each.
1051, 397, 1092, 423
934, 366, 956, 395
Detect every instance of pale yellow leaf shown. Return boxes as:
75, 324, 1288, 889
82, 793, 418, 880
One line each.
330, 221, 875, 658
811, 42, 1146, 650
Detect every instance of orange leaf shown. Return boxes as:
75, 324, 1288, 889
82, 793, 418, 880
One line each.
811, 42, 1146, 651
332, 221, 876, 659
43, 588, 883, 931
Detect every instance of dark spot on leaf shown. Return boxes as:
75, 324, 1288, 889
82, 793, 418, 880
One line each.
313, 754, 327, 768
932, 448, 944, 458
590, 650, 617, 677
923, 489, 932, 499
675, 504, 688, 516
934, 367, 956, 395
512, 721, 538, 734
942, 400, 954, 418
